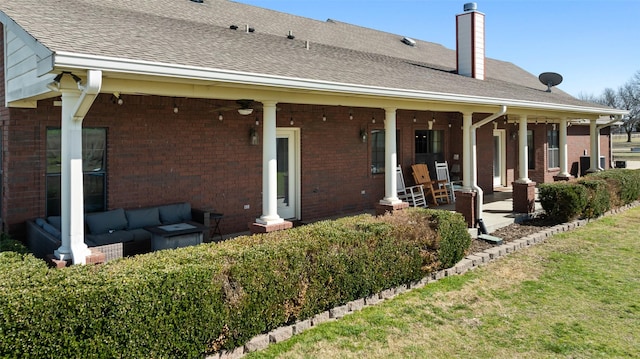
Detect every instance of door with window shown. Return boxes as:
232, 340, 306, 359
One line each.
276, 128, 300, 220
493, 129, 506, 187
414, 130, 444, 176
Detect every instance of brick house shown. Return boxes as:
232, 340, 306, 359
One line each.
0, 1, 626, 263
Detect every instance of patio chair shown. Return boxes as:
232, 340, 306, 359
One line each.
411, 163, 449, 206
435, 161, 463, 203
396, 165, 427, 208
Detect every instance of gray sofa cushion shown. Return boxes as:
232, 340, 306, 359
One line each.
34, 218, 61, 240
128, 228, 153, 242
85, 208, 128, 235
158, 203, 192, 224
47, 216, 62, 231
126, 207, 161, 230
86, 230, 135, 246
42, 222, 61, 240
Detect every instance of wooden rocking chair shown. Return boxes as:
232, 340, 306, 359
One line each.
396, 166, 427, 208
411, 164, 449, 205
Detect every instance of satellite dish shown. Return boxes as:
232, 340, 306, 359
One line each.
538, 72, 563, 92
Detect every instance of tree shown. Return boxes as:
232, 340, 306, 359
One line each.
581, 71, 640, 142
617, 73, 640, 142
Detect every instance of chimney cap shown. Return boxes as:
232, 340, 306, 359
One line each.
463, 2, 478, 12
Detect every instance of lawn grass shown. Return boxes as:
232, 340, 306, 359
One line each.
246, 207, 640, 358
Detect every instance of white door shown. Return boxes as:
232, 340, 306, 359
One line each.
493, 129, 506, 187
276, 128, 300, 220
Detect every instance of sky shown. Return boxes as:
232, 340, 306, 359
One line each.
235, 0, 640, 98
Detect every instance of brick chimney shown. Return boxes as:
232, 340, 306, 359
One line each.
456, 2, 485, 80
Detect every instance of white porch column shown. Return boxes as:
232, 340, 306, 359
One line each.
54, 91, 90, 264
516, 115, 531, 183
588, 119, 600, 173
257, 101, 284, 225
558, 118, 571, 178
461, 112, 473, 190
380, 108, 402, 205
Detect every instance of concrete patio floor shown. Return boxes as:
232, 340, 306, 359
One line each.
436, 187, 543, 237
217, 186, 541, 241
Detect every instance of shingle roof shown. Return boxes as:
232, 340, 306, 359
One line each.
0, 0, 611, 110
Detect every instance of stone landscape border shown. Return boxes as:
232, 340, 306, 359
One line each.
207, 202, 639, 359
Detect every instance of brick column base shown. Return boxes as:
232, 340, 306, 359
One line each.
455, 191, 476, 228
375, 201, 409, 216
45, 249, 106, 268
249, 220, 293, 234
513, 181, 537, 213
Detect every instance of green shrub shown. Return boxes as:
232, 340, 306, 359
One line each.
588, 169, 640, 205
0, 209, 469, 358
578, 178, 611, 218
539, 182, 587, 222
0, 232, 29, 254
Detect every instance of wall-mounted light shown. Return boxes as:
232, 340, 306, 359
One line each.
413, 114, 417, 123
371, 116, 376, 124
218, 113, 223, 121
112, 92, 123, 105
250, 127, 259, 145
360, 129, 367, 143
349, 111, 353, 120
322, 113, 327, 122
173, 104, 179, 113
255, 117, 260, 126
510, 131, 517, 141
432, 112, 436, 123
448, 122, 452, 128
290, 117, 294, 126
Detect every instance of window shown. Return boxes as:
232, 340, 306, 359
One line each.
371, 130, 385, 174
370, 130, 400, 174
46, 128, 107, 217
415, 130, 444, 174
547, 129, 560, 169
527, 130, 535, 170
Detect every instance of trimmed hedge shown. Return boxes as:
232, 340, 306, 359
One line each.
539, 168, 640, 222
539, 182, 587, 222
587, 169, 640, 205
0, 208, 469, 358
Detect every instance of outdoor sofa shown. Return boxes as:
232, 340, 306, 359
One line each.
26, 202, 211, 262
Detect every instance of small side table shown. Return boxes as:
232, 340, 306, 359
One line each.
210, 213, 224, 242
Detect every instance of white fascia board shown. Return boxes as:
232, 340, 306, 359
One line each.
53, 51, 627, 117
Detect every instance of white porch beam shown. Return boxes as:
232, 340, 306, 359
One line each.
559, 118, 570, 177
516, 115, 531, 183
380, 108, 402, 205
588, 119, 600, 173
257, 101, 284, 225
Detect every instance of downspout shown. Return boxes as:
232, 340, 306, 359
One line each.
72, 69, 102, 119
597, 115, 623, 170
470, 105, 507, 234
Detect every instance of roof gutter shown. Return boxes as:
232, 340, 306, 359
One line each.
470, 105, 507, 234
597, 114, 623, 130
52, 51, 626, 117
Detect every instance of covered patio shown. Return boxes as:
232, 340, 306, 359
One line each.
0, 0, 627, 265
